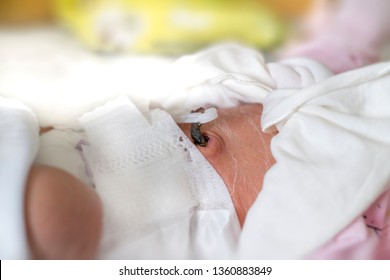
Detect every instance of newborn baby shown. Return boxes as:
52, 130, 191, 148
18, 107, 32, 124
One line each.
26, 101, 273, 259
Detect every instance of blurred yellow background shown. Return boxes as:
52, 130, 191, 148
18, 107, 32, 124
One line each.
0, 0, 314, 54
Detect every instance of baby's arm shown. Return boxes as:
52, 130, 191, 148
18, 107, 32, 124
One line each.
283, 0, 390, 73
25, 165, 103, 259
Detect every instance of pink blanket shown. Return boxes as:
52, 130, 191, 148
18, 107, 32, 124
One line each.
310, 188, 390, 259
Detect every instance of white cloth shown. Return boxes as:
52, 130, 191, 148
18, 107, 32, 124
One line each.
79, 96, 240, 259
243, 62, 390, 259
34, 129, 91, 187
0, 28, 171, 127
150, 44, 333, 114
0, 97, 39, 259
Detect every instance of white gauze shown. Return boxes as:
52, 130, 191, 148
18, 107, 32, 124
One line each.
79, 96, 239, 258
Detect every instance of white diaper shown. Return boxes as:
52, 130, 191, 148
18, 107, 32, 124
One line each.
79, 96, 240, 259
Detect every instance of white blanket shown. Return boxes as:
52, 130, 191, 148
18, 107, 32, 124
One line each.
1, 28, 390, 259
0, 97, 39, 259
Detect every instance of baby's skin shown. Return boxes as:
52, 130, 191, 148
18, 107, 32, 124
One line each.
25, 165, 103, 259
179, 104, 275, 225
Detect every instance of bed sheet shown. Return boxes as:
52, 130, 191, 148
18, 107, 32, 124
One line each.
0, 27, 173, 126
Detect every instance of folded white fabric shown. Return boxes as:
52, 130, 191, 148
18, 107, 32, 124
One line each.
0, 97, 39, 259
151, 44, 333, 115
240, 62, 390, 259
